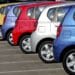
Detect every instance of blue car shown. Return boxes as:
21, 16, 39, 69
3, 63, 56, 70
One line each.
0, 5, 13, 38
53, 3, 75, 75
1, 4, 21, 45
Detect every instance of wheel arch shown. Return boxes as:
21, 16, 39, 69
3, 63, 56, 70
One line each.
5, 28, 13, 39
60, 45, 75, 62
36, 38, 54, 53
18, 33, 31, 45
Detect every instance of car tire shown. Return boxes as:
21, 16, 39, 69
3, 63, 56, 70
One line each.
63, 49, 75, 75
19, 35, 32, 54
7, 30, 14, 46
38, 40, 54, 63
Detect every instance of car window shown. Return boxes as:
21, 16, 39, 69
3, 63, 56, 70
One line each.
48, 6, 70, 23
0, 7, 9, 15
73, 11, 75, 20
3, 7, 9, 15
56, 7, 70, 22
13, 7, 21, 17
47, 8, 56, 22
27, 6, 45, 19
35, 6, 45, 19
27, 7, 35, 19
62, 6, 75, 26
0, 7, 5, 14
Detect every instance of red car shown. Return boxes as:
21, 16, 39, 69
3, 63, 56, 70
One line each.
12, 1, 63, 53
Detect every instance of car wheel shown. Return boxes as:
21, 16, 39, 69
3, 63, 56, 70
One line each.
63, 49, 75, 75
38, 40, 54, 63
7, 31, 14, 45
19, 35, 31, 54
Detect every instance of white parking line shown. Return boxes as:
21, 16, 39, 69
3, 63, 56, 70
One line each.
0, 60, 41, 64
0, 54, 37, 57
0, 49, 20, 51
0, 68, 63, 74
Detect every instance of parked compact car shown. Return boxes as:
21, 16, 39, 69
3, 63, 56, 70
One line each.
53, 3, 75, 75
0, 2, 21, 26
12, 1, 62, 53
31, 2, 71, 63
1, 5, 21, 45
0, 5, 15, 38
1, 2, 29, 45
0, 7, 9, 27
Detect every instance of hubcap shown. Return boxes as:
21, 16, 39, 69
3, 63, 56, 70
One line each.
9, 33, 13, 44
66, 53, 75, 72
41, 43, 54, 61
22, 37, 31, 52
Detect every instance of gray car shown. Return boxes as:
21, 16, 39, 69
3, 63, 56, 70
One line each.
31, 2, 73, 63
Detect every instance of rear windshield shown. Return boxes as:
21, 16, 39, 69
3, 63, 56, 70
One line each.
13, 7, 21, 17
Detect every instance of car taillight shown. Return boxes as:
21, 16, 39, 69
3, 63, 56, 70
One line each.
57, 25, 62, 38
33, 20, 38, 31
15, 20, 18, 27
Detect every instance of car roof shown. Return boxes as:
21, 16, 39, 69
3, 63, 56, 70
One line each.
4, 2, 31, 10
0, 2, 22, 8
45, 2, 75, 9
19, 1, 64, 8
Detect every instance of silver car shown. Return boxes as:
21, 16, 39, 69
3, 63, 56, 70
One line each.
31, 2, 73, 63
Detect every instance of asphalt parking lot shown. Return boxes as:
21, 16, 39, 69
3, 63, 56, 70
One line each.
0, 41, 67, 75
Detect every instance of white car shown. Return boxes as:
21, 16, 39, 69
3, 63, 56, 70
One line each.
31, 3, 71, 63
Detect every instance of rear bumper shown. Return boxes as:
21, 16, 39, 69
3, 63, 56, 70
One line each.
12, 29, 20, 45
0, 28, 3, 39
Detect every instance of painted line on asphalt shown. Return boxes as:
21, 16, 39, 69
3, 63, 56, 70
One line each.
0, 54, 37, 57
0, 49, 21, 52
0, 60, 41, 64
0, 68, 63, 74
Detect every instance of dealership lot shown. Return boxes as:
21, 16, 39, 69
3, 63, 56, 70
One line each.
0, 41, 67, 75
